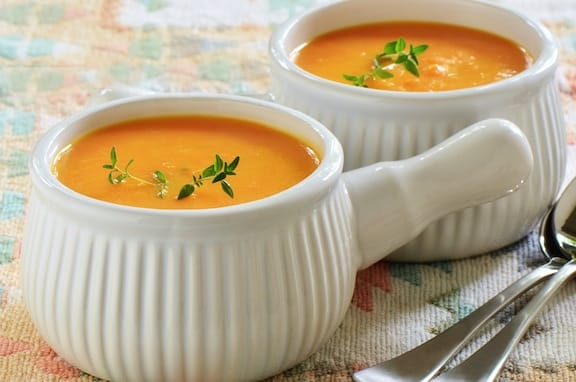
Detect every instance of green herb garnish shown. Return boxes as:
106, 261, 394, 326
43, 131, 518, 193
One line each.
103, 146, 168, 198
343, 37, 429, 87
177, 154, 239, 200
103, 147, 239, 201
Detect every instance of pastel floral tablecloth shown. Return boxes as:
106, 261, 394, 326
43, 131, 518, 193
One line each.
1, 0, 576, 381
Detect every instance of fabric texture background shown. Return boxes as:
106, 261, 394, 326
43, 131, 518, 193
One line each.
1, 0, 576, 380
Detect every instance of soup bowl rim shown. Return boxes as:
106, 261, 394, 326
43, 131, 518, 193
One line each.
268, 0, 559, 100
30, 93, 344, 220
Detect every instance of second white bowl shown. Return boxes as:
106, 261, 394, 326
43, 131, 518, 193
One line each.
269, 0, 566, 261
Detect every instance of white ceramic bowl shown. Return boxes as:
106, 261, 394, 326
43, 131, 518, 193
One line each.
269, 0, 566, 261
21, 94, 532, 381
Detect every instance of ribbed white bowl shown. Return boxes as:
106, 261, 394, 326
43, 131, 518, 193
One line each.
22, 181, 356, 382
269, 0, 565, 260
21, 94, 534, 381
21, 94, 357, 381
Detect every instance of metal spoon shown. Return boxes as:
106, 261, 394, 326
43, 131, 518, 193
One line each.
432, 177, 576, 381
353, 194, 571, 382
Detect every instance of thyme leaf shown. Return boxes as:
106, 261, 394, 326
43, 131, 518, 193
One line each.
343, 37, 428, 87
177, 154, 240, 200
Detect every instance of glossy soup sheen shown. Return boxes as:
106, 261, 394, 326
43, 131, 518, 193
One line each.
53, 116, 321, 209
292, 21, 533, 91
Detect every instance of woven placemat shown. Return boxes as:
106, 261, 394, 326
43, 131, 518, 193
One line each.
1, 0, 576, 380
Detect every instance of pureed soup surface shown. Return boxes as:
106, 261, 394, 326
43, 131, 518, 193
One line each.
292, 21, 533, 91
53, 116, 321, 209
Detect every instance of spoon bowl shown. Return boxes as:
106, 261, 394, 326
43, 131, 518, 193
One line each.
539, 205, 563, 259
553, 179, 576, 258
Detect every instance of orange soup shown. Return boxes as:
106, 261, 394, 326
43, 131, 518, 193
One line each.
292, 21, 533, 91
53, 116, 321, 209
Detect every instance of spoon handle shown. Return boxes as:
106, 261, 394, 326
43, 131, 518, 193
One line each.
433, 259, 576, 382
352, 258, 565, 382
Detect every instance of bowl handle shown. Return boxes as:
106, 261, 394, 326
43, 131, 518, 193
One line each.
342, 118, 533, 269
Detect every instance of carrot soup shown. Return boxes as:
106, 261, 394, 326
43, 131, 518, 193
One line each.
292, 21, 533, 91
52, 116, 321, 209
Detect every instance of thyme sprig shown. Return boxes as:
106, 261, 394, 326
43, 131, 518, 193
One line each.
177, 154, 240, 200
102, 147, 239, 201
343, 37, 429, 88
103, 147, 168, 198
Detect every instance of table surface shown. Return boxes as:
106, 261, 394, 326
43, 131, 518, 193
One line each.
1, 0, 576, 381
